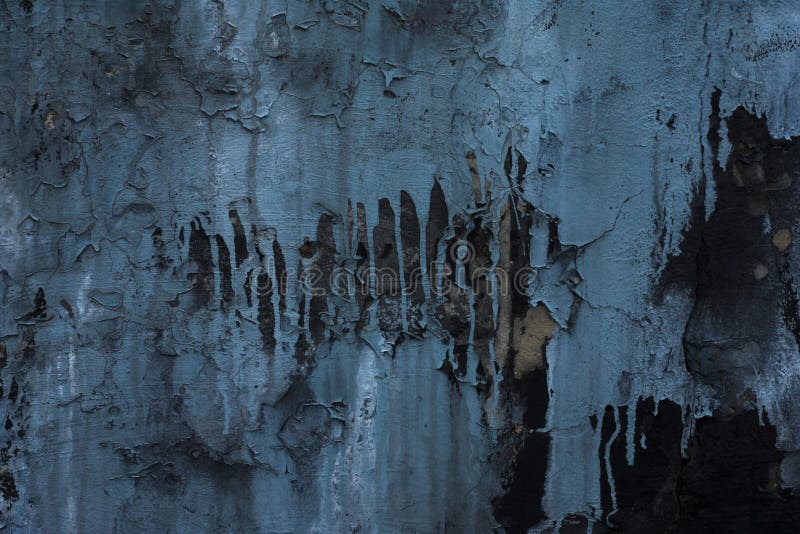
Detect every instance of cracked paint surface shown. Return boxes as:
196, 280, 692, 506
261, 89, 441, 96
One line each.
2, 0, 800, 531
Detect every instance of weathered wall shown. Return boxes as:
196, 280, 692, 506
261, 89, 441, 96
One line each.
2, 0, 800, 531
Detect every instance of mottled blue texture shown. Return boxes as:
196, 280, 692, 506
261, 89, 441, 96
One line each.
2, 1, 800, 531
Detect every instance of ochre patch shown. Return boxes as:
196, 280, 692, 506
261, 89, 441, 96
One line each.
512, 304, 557, 378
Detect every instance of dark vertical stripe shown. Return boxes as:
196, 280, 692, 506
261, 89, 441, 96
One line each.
256, 269, 275, 352
228, 209, 248, 267
373, 198, 401, 333
215, 234, 233, 307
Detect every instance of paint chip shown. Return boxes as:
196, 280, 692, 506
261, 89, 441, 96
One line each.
772, 228, 792, 251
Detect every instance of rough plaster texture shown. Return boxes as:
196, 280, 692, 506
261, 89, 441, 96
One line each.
2, 0, 800, 531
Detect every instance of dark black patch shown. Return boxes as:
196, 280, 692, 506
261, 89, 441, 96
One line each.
272, 238, 288, 321
187, 220, 215, 309
589, 401, 800, 532
547, 218, 560, 256
493, 427, 550, 532
504, 146, 514, 177
33, 287, 46, 318
251, 224, 265, 262
297, 258, 306, 328
0, 467, 17, 501
596, 398, 683, 531
425, 181, 448, 292
354, 202, 372, 322
659, 89, 800, 408
256, 270, 276, 352
676, 410, 800, 532
467, 220, 494, 389
594, 399, 684, 531
400, 191, 424, 336
516, 151, 528, 185
7, 378, 17, 403
373, 199, 401, 334
244, 268, 254, 308
215, 234, 233, 307
19, 288, 47, 321
228, 209, 248, 267
310, 214, 335, 345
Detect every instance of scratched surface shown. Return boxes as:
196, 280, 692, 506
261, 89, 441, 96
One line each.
2, 1, 800, 531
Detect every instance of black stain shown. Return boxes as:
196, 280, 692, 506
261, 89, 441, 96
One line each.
215, 234, 233, 307
493, 424, 549, 532
425, 180, 448, 292
187, 220, 215, 309
677, 410, 800, 532
660, 89, 800, 409
297, 257, 307, 329
354, 202, 372, 322
400, 191, 424, 336
256, 269, 276, 352
272, 238, 288, 322
0, 467, 18, 502
8, 378, 18, 403
244, 268, 254, 308
373, 198, 402, 334
19, 288, 47, 322
228, 209, 249, 267
310, 214, 335, 345
467, 220, 494, 391
591, 399, 800, 532
595, 398, 683, 532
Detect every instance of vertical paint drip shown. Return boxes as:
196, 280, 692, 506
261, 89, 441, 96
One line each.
373, 198, 402, 335
188, 219, 215, 309
228, 209, 248, 267
272, 238, 287, 322
440, 219, 471, 376
468, 220, 495, 392
310, 214, 336, 345
425, 181, 448, 298
400, 191, 424, 337
256, 269, 276, 352
215, 234, 233, 308
354, 202, 372, 324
